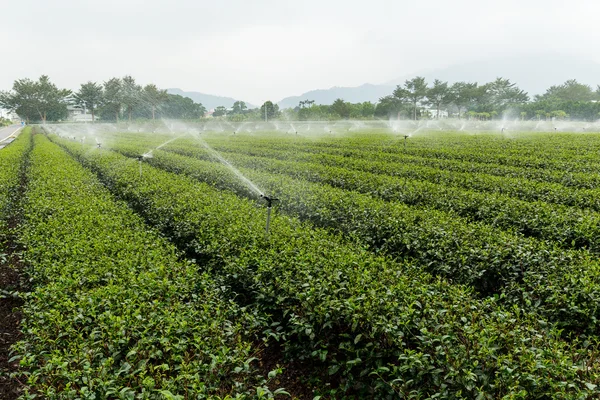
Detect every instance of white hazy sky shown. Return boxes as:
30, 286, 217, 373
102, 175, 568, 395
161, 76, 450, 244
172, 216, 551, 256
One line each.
2, 0, 600, 105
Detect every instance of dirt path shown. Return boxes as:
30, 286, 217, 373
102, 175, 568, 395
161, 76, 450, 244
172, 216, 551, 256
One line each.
0, 246, 25, 399
0, 133, 31, 399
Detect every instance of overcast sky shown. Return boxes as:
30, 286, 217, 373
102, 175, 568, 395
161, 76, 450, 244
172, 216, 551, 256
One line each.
2, 0, 600, 105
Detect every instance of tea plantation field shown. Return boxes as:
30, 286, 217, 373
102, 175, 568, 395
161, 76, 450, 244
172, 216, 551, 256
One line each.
3, 126, 600, 399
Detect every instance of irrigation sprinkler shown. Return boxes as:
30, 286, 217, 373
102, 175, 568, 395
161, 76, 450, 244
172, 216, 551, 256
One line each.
260, 194, 279, 235
403, 135, 409, 149
97, 142, 102, 148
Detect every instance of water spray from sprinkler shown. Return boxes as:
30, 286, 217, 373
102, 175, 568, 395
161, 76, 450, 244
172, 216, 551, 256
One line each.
261, 194, 279, 235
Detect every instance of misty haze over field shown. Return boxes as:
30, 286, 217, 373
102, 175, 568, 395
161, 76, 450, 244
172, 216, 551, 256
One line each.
2, 0, 600, 105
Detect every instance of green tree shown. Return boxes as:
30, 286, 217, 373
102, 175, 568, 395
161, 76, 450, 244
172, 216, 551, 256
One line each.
298, 103, 328, 120
487, 78, 529, 109
102, 77, 123, 122
394, 76, 427, 120
535, 109, 545, 120
231, 101, 247, 115
450, 82, 478, 118
551, 110, 568, 120
359, 101, 375, 118
161, 94, 205, 119
143, 84, 168, 120
260, 101, 279, 120
426, 79, 450, 118
72, 81, 104, 122
0, 75, 70, 123
331, 98, 350, 119
375, 95, 404, 118
213, 106, 227, 117
299, 99, 315, 108
122, 75, 142, 122
537, 79, 595, 103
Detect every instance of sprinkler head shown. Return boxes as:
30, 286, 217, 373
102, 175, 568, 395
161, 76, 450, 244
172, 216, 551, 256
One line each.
136, 155, 144, 161
403, 135, 409, 139
97, 143, 102, 148
260, 194, 279, 208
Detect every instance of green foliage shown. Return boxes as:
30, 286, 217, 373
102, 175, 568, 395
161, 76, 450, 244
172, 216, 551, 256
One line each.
259, 101, 279, 120
374, 95, 407, 118
231, 101, 248, 115
159, 94, 206, 119
426, 79, 451, 118
0, 76, 70, 123
122, 75, 143, 121
142, 84, 169, 120
47, 132, 600, 398
108, 134, 600, 333
13, 134, 275, 398
0, 127, 32, 238
330, 98, 350, 119
537, 79, 596, 103
213, 106, 228, 117
394, 76, 428, 120
101, 77, 123, 122
72, 81, 104, 121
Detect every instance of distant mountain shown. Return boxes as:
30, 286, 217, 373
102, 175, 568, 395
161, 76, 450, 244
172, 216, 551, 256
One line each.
276, 53, 600, 107
277, 83, 394, 109
166, 88, 255, 110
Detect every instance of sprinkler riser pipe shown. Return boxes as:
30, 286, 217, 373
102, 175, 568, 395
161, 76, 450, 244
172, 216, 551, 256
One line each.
265, 207, 272, 235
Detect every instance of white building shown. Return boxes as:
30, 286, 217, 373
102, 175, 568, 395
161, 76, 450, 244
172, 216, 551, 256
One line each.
0, 108, 20, 122
67, 105, 93, 122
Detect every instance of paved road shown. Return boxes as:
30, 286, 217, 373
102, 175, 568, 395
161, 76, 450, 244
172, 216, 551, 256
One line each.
0, 125, 22, 149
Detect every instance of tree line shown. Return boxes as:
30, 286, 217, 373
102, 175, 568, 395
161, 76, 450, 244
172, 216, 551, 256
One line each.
242, 78, 600, 122
0, 76, 207, 123
2, 75, 600, 123
373, 77, 600, 121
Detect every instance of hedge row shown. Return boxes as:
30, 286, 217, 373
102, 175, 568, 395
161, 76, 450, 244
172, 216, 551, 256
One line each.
13, 134, 278, 398
157, 141, 600, 253
51, 134, 600, 398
